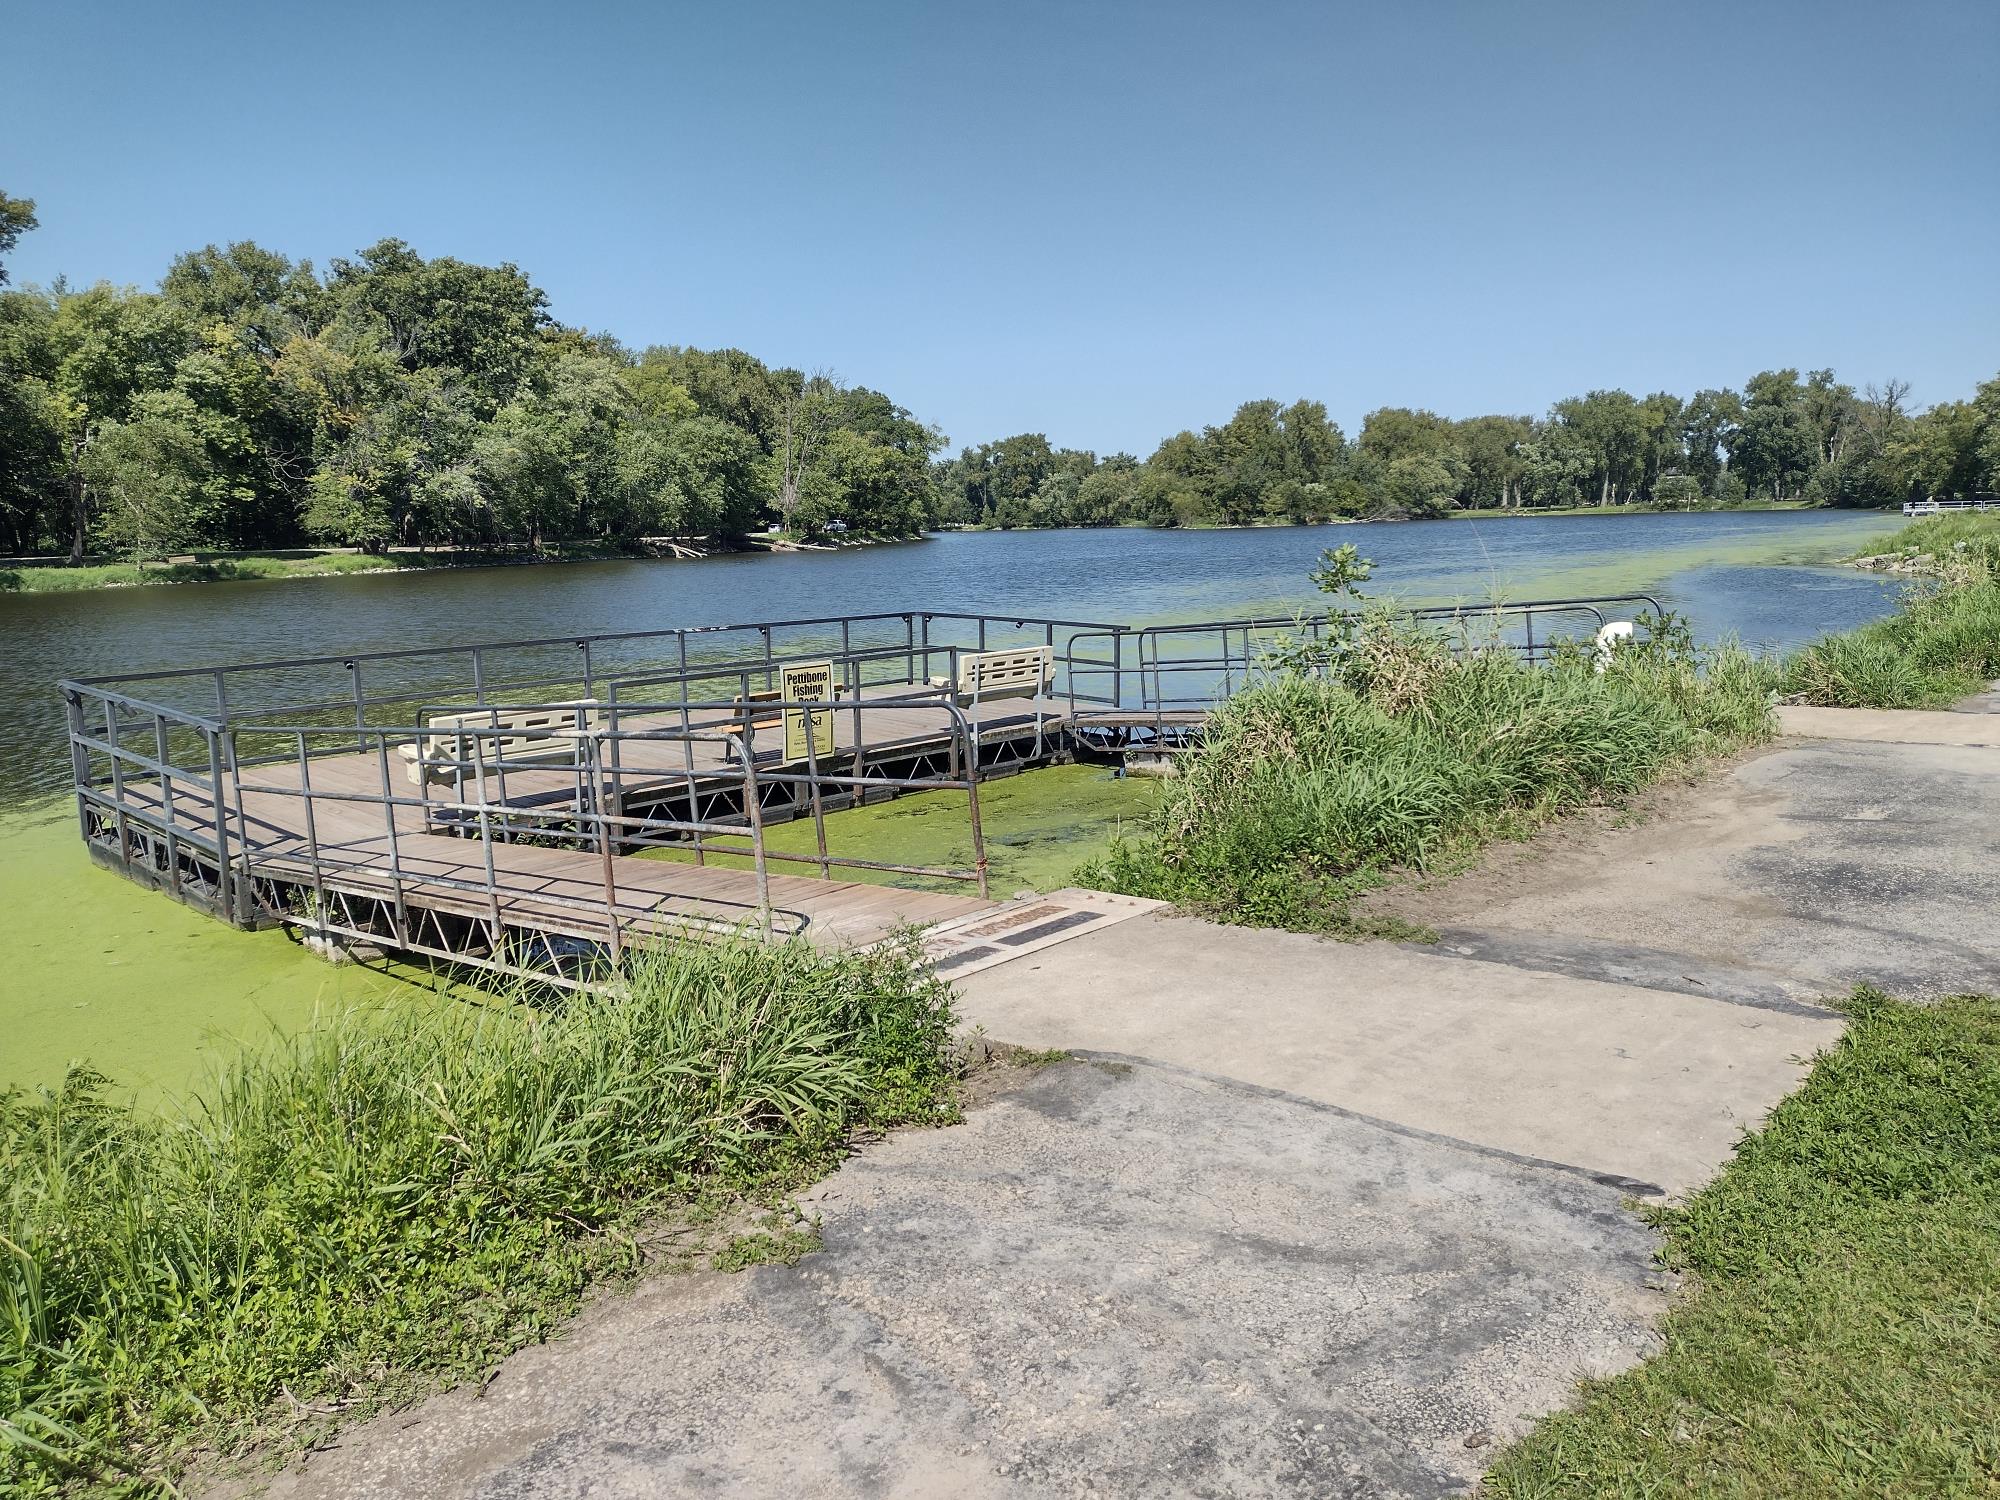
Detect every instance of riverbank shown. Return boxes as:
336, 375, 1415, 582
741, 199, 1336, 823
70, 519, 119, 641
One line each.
1447, 498, 1822, 520
3, 508, 1881, 594
0, 533, 926, 594
0, 937, 964, 1496
0, 542, 662, 593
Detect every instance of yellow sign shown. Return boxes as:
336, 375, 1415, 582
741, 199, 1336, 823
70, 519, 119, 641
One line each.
781, 660, 837, 761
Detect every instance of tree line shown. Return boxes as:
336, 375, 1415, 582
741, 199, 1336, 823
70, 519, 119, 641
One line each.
941, 372, 2000, 530
2, 191, 1996, 560
0, 198, 939, 559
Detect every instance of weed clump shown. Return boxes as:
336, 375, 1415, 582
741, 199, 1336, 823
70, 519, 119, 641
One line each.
1786, 547, 2000, 708
1082, 602, 1777, 930
0, 936, 958, 1493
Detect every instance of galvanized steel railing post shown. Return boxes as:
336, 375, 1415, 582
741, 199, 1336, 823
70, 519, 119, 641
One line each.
951, 703, 990, 901
584, 731, 623, 967
154, 714, 182, 898
63, 688, 91, 842
373, 735, 410, 945
296, 731, 328, 936
102, 699, 130, 874
737, 729, 773, 939
205, 727, 233, 918
803, 716, 830, 881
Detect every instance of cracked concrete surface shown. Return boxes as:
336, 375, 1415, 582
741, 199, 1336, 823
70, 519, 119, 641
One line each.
252, 1060, 1665, 1500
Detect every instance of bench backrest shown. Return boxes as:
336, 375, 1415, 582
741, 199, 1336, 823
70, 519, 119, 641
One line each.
954, 646, 1055, 702
420, 701, 603, 767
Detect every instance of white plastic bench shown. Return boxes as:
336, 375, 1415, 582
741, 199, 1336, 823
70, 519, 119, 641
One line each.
397, 702, 603, 787
928, 646, 1055, 706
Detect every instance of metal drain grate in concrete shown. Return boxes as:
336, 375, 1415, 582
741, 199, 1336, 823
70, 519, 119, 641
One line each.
921, 887, 1163, 980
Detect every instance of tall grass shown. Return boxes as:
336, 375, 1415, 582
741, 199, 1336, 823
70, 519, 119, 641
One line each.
1854, 511, 2000, 571
0, 936, 959, 1495
1787, 548, 2000, 709
1081, 619, 1777, 929
1485, 988, 2000, 1496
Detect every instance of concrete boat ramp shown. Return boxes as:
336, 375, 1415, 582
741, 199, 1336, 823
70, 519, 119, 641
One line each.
239, 704, 2000, 1500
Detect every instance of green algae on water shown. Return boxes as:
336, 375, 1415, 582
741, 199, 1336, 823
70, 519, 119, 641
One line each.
640, 762, 1159, 895
0, 801, 466, 1100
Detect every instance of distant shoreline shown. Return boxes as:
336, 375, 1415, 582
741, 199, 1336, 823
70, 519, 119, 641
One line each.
3, 505, 1883, 596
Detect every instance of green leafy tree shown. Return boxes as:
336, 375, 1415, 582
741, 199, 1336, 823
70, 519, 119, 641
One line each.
83, 390, 210, 562
0, 190, 38, 287
1732, 370, 1816, 500
618, 412, 765, 538
1682, 388, 1742, 495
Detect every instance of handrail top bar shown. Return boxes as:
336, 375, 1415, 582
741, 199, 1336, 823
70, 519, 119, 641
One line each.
57, 677, 226, 730
68, 607, 1128, 688
1075, 593, 1667, 637
61, 592, 1668, 723
246, 695, 978, 739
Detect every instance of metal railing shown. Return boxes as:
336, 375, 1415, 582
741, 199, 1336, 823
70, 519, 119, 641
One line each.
1063, 594, 1667, 729
58, 680, 995, 989
1902, 498, 1995, 516
62, 681, 249, 919
70, 609, 1132, 732
59, 594, 1669, 984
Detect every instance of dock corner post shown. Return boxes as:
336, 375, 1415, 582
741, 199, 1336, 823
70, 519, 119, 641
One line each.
965, 744, 989, 902
205, 725, 233, 922
224, 727, 257, 925
738, 735, 773, 941
346, 659, 364, 755
587, 732, 623, 969
578, 638, 595, 700
296, 730, 327, 938
804, 719, 830, 881
62, 687, 91, 842
372, 734, 411, 947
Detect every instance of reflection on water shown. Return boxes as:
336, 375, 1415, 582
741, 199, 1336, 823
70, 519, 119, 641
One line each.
0, 511, 1904, 800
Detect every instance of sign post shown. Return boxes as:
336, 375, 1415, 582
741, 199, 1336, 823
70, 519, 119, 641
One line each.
781, 660, 836, 761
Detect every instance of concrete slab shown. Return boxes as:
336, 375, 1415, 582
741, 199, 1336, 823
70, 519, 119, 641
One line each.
1952, 680, 2000, 715
249, 1058, 1667, 1500
1379, 738, 2000, 1003
956, 915, 1837, 1198
1778, 704, 2000, 745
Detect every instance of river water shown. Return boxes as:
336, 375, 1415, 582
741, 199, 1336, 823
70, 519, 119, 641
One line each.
0, 510, 1904, 802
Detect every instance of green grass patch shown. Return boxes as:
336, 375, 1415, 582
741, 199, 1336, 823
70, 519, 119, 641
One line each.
638, 762, 1158, 895
0, 552, 413, 592
1785, 562, 2000, 709
1485, 988, 2000, 1498
1080, 620, 1777, 931
0, 936, 961, 1495
0, 542, 665, 593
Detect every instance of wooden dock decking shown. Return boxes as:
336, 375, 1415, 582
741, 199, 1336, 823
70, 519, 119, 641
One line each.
93, 682, 1098, 976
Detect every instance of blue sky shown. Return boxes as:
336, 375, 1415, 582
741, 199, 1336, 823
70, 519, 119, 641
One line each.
5, 0, 1995, 455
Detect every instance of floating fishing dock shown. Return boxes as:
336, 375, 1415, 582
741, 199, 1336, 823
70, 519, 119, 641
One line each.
59, 598, 1658, 988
